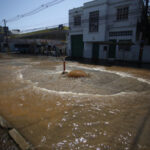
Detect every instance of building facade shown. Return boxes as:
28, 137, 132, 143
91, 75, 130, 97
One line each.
67, 0, 147, 62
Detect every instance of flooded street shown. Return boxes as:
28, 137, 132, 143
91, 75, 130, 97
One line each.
0, 53, 150, 150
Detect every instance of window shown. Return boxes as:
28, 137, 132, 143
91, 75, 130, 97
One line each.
117, 7, 129, 21
74, 15, 81, 26
118, 40, 132, 51
109, 31, 132, 37
89, 11, 99, 32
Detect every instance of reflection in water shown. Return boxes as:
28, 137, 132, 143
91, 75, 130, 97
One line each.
0, 54, 150, 150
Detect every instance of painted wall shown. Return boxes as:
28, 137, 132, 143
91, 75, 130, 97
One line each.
69, 7, 83, 34
69, 0, 142, 43
67, 0, 147, 62
83, 2, 108, 42
142, 46, 150, 63
84, 42, 92, 58
83, 43, 150, 63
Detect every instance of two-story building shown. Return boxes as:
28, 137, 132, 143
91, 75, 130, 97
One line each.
67, 0, 146, 62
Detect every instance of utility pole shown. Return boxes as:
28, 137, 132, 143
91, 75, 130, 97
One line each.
3, 19, 9, 52
145, 0, 149, 39
146, 0, 149, 16
138, 0, 149, 67
3, 19, 6, 27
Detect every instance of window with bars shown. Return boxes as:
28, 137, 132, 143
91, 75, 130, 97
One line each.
117, 7, 129, 21
109, 31, 132, 37
89, 11, 99, 32
74, 15, 81, 26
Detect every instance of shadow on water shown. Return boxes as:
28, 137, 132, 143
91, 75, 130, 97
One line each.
130, 108, 150, 150
66, 57, 150, 70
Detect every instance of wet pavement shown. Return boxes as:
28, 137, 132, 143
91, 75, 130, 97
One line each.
0, 53, 150, 150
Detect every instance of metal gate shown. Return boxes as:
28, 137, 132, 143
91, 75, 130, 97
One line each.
71, 35, 84, 58
108, 40, 116, 58
92, 43, 99, 60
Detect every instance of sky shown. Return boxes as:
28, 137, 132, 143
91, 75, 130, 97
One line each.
0, 0, 92, 31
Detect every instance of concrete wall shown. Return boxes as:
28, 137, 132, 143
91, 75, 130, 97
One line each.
117, 45, 139, 61
143, 46, 150, 63
69, 0, 142, 43
114, 45, 150, 63
69, 7, 83, 34
84, 42, 92, 58
67, 0, 145, 61
83, 2, 108, 42
82, 42, 150, 63
107, 0, 142, 43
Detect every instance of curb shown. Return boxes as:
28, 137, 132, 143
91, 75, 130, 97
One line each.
0, 115, 33, 150
9, 129, 32, 150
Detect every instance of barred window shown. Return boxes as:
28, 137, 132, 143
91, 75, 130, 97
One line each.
89, 11, 99, 32
117, 7, 129, 21
74, 15, 81, 26
109, 31, 132, 37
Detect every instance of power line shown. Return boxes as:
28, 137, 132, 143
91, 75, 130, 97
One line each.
19, 8, 142, 33
4, 0, 65, 23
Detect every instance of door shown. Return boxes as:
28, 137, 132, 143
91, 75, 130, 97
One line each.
71, 35, 84, 58
92, 43, 99, 60
108, 40, 116, 58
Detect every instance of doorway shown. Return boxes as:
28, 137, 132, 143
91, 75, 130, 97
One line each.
92, 43, 99, 60
108, 40, 116, 58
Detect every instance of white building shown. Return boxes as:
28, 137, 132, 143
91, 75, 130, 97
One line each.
67, 0, 150, 63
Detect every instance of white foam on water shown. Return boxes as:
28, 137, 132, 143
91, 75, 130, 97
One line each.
136, 77, 150, 84
18, 73, 23, 79
69, 65, 150, 85
15, 64, 149, 98
16, 69, 38, 86
16, 70, 23, 80
45, 71, 66, 75
41, 136, 47, 143
33, 85, 136, 98
30, 62, 41, 65
16, 65, 30, 81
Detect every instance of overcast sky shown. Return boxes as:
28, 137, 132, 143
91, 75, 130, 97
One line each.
0, 0, 92, 31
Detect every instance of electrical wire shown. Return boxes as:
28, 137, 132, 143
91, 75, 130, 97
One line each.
4, 0, 65, 23
19, 8, 142, 33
